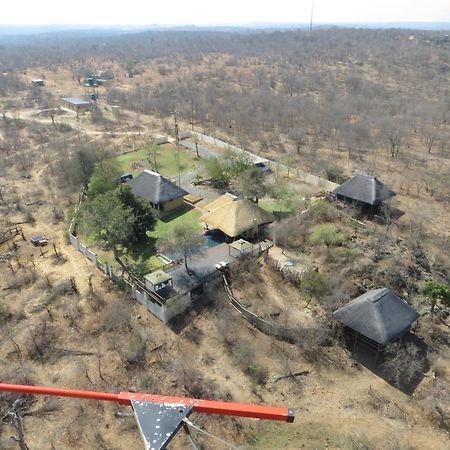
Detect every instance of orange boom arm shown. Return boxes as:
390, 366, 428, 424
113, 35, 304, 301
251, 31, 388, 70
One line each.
0, 383, 294, 422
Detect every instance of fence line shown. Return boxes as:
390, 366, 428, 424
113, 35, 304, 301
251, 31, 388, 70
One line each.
68, 187, 178, 323
265, 255, 307, 285
192, 130, 338, 191
222, 274, 324, 345
68, 230, 172, 322
0, 227, 25, 245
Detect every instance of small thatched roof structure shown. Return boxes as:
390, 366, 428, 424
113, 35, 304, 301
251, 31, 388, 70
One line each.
333, 175, 395, 207
229, 239, 254, 254
200, 195, 275, 238
203, 192, 237, 212
333, 288, 419, 345
128, 170, 187, 205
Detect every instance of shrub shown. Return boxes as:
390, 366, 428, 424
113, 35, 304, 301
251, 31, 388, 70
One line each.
308, 200, 337, 223
0, 302, 13, 322
205, 156, 230, 189
300, 271, 330, 300
420, 280, 450, 314
232, 340, 253, 366
310, 223, 347, 248
126, 332, 147, 367
382, 342, 426, 390
246, 364, 268, 386
336, 247, 361, 263
325, 165, 345, 184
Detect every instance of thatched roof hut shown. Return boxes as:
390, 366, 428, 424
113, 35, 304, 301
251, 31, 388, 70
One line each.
333, 288, 419, 345
128, 170, 187, 205
200, 194, 275, 238
333, 175, 395, 208
203, 192, 237, 212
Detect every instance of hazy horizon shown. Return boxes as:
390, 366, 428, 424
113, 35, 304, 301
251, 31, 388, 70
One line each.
0, 22, 449, 36
1, 0, 449, 27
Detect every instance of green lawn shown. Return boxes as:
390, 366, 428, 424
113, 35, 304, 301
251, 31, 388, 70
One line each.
147, 208, 202, 239
259, 198, 298, 215
119, 208, 202, 275
74, 197, 203, 276
117, 143, 199, 178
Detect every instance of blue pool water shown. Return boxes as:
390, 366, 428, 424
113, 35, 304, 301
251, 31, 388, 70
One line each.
165, 230, 227, 260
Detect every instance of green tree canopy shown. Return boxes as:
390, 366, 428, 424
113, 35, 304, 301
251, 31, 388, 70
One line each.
61, 145, 105, 191
88, 159, 123, 198
237, 166, 268, 204
205, 150, 253, 189
157, 222, 203, 273
117, 184, 156, 242
79, 190, 135, 254
79, 188, 156, 266
310, 224, 347, 248
205, 156, 230, 189
224, 149, 253, 177
268, 180, 303, 213
300, 271, 329, 302
420, 280, 450, 314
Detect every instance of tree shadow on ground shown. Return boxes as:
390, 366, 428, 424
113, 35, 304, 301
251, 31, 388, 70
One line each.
372, 206, 405, 223
158, 204, 193, 223
343, 331, 429, 395
119, 236, 158, 276
168, 298, 209, 334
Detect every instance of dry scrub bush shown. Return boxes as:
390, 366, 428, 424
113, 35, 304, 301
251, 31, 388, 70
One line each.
303, 347, 348, 370
62, 295, 82, 328
184, 326, 203, 345
366, 387, 406, 421
39, 279, 77, 308
293, 324, 330, 349
417, 380, 450, 432
101, 299, 130, 332
381, 342, 427, 390
7, 268, 38, 290
125, 331, 147, 368
271, 216, 309, 249
232, 339, 268, 388
307, 200, 339, 224
171, 356, 218, 399
215, 306, 239, 348
0, 303, 14, 323
229, 256, 263, 286
27, 321, 59, 363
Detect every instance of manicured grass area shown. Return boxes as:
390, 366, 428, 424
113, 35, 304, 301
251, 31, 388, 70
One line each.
75, 207, 203, 276
259, 198, 298, 215
119, 208, 202, 274
147, 207, 202, 239
117, 143, 199, 178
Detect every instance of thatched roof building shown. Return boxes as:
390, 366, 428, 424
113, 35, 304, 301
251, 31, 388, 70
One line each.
128, 170, 187, 205
203, 192, 237, 212
333, 175, 395, 208
128, 170, 187, 216
333, 288, 419, 345
200, 194, 275, 238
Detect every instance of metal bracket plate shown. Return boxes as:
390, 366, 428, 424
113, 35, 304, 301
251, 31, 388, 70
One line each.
131, 399, 193, 450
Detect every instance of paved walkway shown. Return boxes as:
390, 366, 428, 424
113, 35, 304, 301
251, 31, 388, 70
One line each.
179, 169, 221, 204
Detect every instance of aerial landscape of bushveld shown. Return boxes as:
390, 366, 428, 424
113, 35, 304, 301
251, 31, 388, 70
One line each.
0, 1, 449, 448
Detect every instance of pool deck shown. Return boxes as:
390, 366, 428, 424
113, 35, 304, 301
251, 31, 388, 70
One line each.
167, 243, 236, 294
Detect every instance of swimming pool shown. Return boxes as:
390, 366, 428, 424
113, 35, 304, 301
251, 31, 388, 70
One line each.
164, 230, 227, 260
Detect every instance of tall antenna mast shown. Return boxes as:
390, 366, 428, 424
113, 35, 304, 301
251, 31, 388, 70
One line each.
310, 1, 314, 32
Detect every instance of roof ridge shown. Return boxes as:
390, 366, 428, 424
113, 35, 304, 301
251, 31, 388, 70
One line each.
144, 169, 161, 177
369, 288, 389, 303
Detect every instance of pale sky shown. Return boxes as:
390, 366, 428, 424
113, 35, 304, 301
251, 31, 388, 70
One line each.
1, 0, 449, 26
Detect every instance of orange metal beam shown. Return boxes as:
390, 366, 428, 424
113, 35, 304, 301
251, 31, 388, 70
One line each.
0, 383, 294, 423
